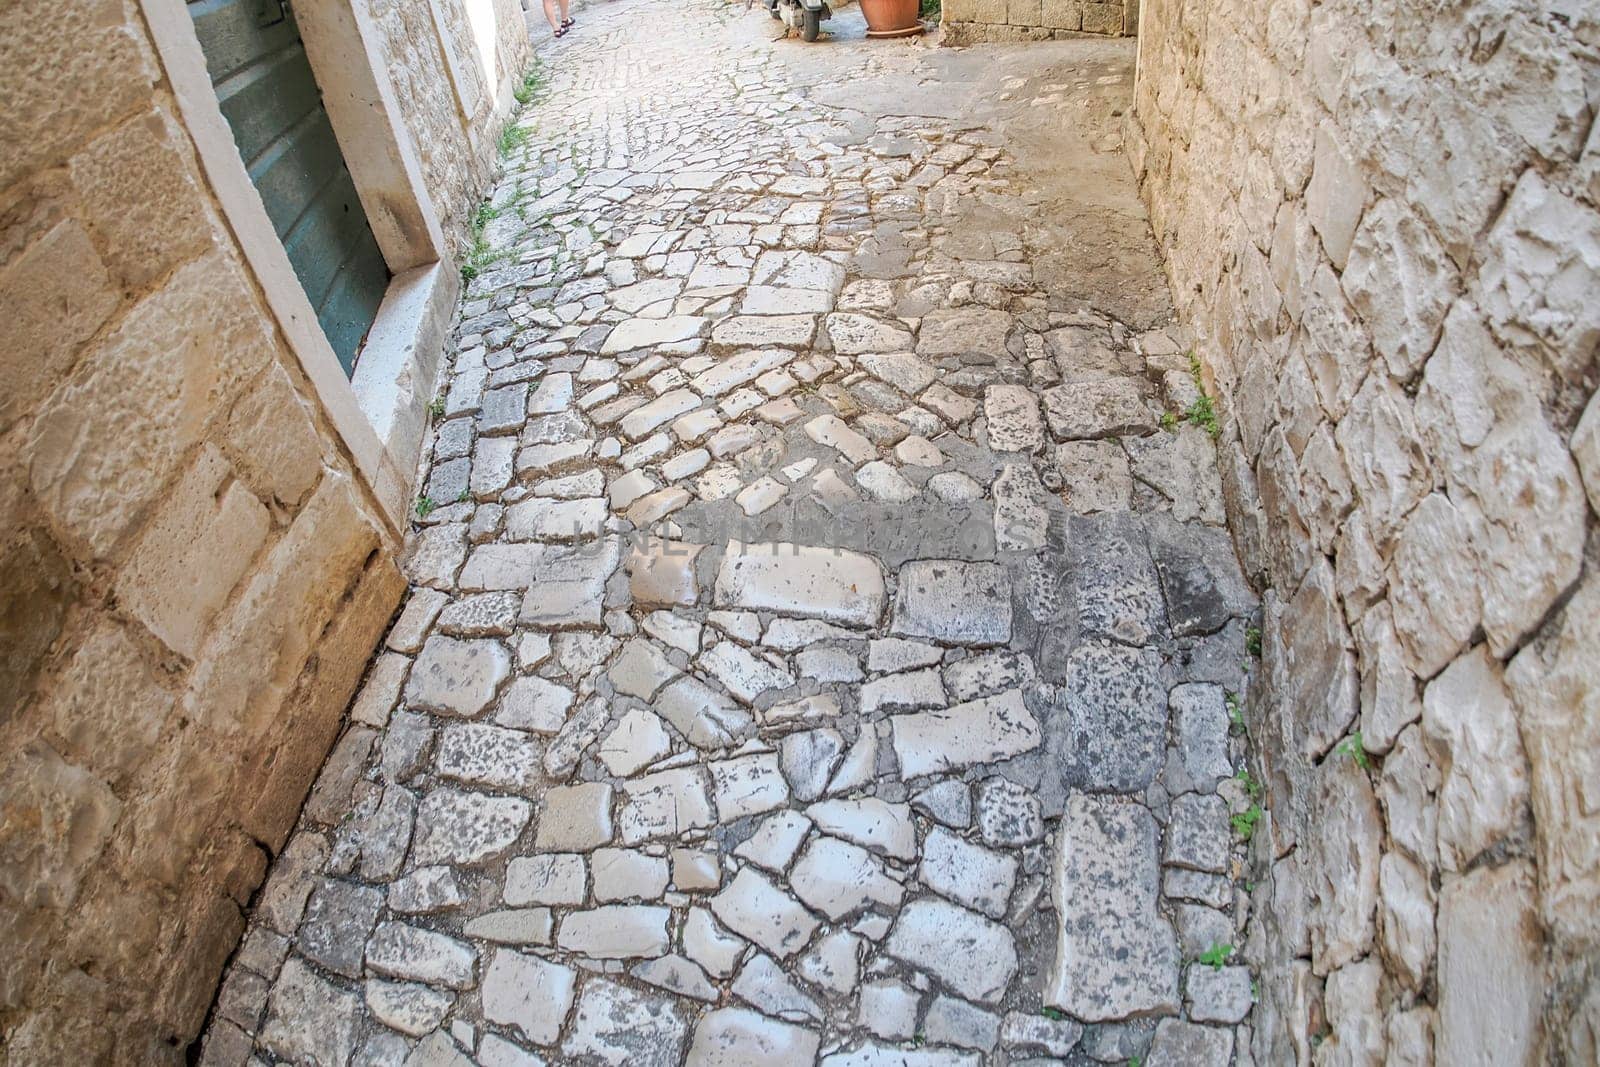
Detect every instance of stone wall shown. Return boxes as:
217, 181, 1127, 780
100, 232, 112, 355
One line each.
0, 0, 525, 1058
372, 0, 531, 260
1127, 0, 1600, 1061
942, 0, 1136, 46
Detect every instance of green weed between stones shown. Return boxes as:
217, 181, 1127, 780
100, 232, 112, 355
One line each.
415, 495, 437, 519
1198, 942, 1234, 969
1338, 730, 1372, 770
1183, 352, 1220, 436
1231, 803, 1263, 842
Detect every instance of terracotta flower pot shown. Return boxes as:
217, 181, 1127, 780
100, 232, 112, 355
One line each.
859, 0, 923, 37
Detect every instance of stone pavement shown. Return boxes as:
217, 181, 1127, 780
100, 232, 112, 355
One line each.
202, 3, 1259, 1064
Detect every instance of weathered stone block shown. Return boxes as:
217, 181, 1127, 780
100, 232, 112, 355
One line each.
1040, 0, 1081, 30
1507, 571, 1600, 948
116, 446, 270, 659
28, 252, 274, 556
0, 216, 119, 434
1436, 861, 1544, 1067
1006, 0, 1043, 26
225, 365, 325, 511
0, 0, 161, 191
68, 108, 214, 287
1080, 1, 1123, 33
0, 525, 77, 722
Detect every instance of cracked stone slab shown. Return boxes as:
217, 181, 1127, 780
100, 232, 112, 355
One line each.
789, 834, 906, 919
1046, 793, 1181, 1021
710, 867, 820, 959
891, 689, 1041, 779
885, 898, 1018, 1005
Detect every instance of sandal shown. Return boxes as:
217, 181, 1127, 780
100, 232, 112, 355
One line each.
562, 16, 575, 26
553, 24, 568, 35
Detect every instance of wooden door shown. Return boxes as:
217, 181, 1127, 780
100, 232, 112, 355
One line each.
188, 0, 391, 374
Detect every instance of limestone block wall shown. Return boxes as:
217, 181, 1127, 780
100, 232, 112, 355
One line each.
942, 0, 1136, 46
1127, 0, 1600, 1061
372, 0, 532, 260
0, 0, 521, 1058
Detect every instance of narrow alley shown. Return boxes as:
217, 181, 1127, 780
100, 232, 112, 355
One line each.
205, 1, 1258, 1062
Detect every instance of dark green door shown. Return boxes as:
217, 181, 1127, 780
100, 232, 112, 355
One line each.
189, 0, 390, 374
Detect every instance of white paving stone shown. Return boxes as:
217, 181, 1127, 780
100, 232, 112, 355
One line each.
891, 689, 1042, 778
920, 827, 1019, 919
709, 867, 820, 959
715, 541, 886, 627
884, 898, 1017, 1005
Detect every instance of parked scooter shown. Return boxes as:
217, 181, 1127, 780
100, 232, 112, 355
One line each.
761, 0, 831, 42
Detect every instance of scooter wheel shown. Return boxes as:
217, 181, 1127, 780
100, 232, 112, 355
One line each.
801, 6, 820, 39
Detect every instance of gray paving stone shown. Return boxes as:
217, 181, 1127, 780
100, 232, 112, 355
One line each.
920, 827, 1018, 919
732, 952, 823, 1022
780, 728, 845, 803
366, 921, 477, 989
389, 865, 466, 914
556, 905, 671, 958
999, 1011, 1084, 1057
632, 953, 718, 1002
1145, 1019, 1233, 1067
1056, 643, 1167, 793
1046, 793, 1180, 1020
619, 767, 715, 844
924, 995, 1001, 1052
733, 809, 813, 873
464, 908, 554, 945
1165, 792, 1232, 873
806, 798, 917, 860
259, 958, 362, 1066
1168, 683, 1233, 794
560, 978, 691, 1066
715, 542, 886, 627
912, 779, 973, 828
436, 722, 542, 793
710, 751, 790, 821
975, 778, 1045, 847
365, 979, 455, 1038
405, 636, 511, 718
796, 929, 863, 996
535, 782, 614, 851
1185, 963, 1254, 1023
411, 788, 531, 867
654, 675, 754, 749
891, 560, 1012, 646
683, 906, 748, 978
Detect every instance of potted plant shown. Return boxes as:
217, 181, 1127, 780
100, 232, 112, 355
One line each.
859, 0, 923, 37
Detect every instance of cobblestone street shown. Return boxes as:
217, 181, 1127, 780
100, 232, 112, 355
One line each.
205, 2, 1260, 1062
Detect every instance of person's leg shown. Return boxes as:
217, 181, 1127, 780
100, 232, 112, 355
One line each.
542, 0, 564, 33
559, 0, 572, 28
